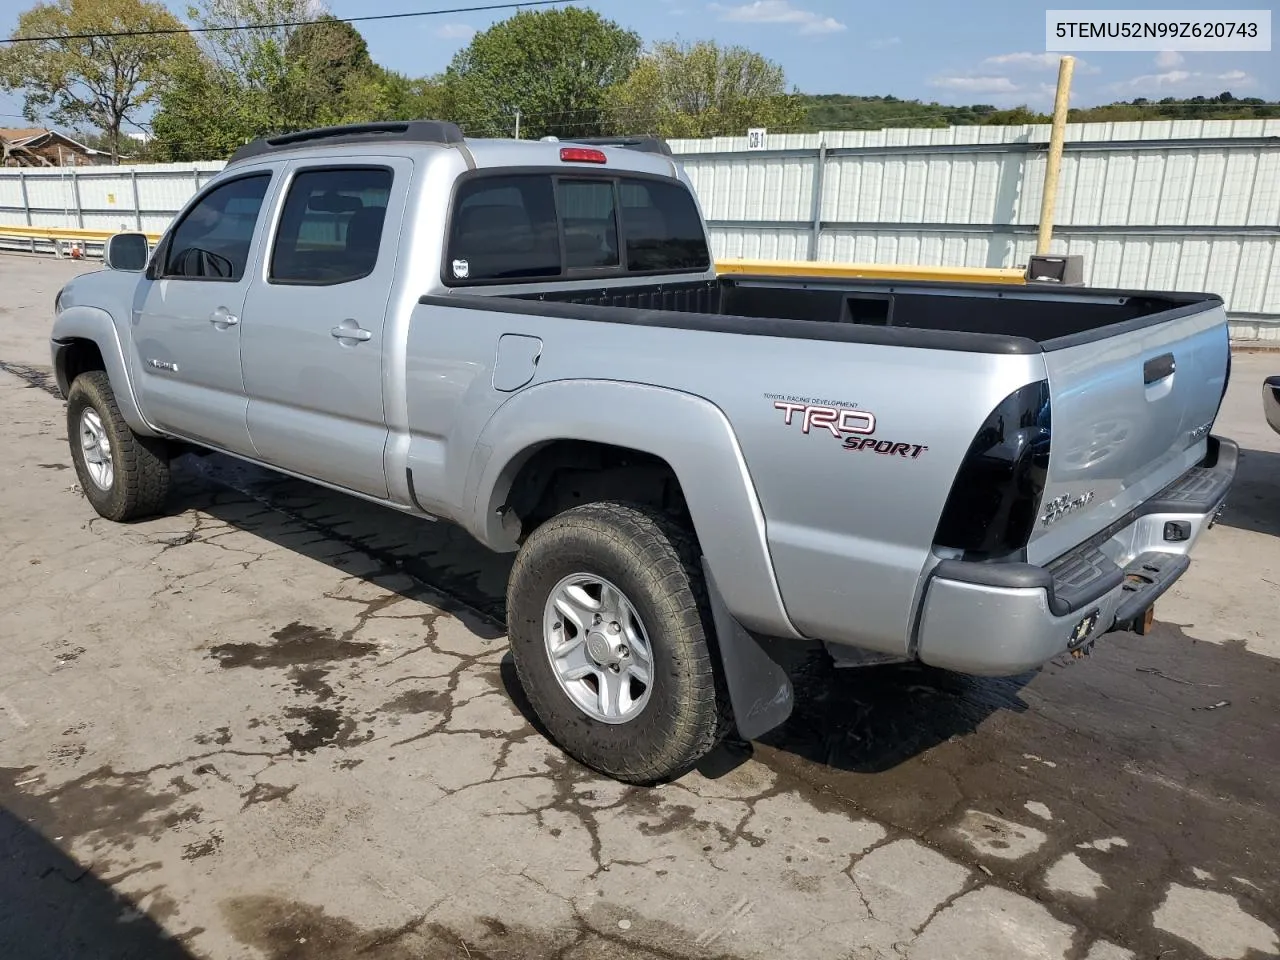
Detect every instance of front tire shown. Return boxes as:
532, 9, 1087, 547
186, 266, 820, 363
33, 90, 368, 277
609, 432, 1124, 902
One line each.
506, 501, 731, 785
66, 371, 170, 522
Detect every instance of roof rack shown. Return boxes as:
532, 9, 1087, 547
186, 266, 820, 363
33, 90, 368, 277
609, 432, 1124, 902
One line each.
560, 135, 673, 157
228, 120, 465, 164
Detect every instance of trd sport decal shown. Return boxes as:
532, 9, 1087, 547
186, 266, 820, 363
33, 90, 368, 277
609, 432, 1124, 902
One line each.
770, 397, 928, 460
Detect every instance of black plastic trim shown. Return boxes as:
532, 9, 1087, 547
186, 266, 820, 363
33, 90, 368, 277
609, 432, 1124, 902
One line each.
228, 120, 464, 164
418, 290, 1044, 354
50, 340, 72, 398
1143, 351, 1176, 384
1112, 552, 1192, 625
1138, 436, 1237, 515
562, 135, 673, 157
932, 554, 1123, 618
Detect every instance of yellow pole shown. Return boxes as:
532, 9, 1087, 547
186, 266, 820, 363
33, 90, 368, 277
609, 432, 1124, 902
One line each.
1036, 55, 1076, 256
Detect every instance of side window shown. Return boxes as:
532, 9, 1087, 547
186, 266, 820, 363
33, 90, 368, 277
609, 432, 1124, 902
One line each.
446, 175, 560, 282
557, 179, 619, 270
619, 178, 711, 273
270, 167, 393, 285
163, 173, 271, 281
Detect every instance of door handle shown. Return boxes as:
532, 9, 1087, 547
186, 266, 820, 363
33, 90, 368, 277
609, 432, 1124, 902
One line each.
209, 308, 239, 327
331, 324, 372, 342
1144, 352, 1175, 384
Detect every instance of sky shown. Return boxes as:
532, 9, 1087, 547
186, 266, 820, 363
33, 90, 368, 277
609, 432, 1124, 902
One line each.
1, 0, 1277, 132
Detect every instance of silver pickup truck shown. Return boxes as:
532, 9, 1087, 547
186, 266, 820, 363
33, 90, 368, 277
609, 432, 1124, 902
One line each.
49, 121, 1237, 784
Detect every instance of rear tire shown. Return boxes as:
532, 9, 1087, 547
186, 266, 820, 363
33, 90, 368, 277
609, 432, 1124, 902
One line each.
66, 371, 170, 522
506, 500, 731, 785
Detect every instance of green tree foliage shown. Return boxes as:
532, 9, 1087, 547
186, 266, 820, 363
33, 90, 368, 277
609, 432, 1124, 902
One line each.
608, 40, 804, 138
441, 7, 641, 139
794, 92, 1279, 132
0, 0, 194, 161
151, 0, 395, 160
284, 15, 382, 120
378, 70, 450, 122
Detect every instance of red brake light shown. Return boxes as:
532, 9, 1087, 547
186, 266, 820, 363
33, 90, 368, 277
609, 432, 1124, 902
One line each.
559, 147, 607, 164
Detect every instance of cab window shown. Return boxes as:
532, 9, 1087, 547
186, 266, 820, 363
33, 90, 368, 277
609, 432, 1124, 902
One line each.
270, 167, 393, 285
162, 173, 271, 281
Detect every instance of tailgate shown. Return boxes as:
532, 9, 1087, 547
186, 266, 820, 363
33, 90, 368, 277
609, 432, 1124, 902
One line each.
1026, 300, 1230, 566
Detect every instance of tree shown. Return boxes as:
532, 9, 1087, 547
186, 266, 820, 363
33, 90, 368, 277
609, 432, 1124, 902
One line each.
151, 0, 396, 160
442, 7, 641, 139
379, 70, 450, 121
0, 0, 194, 161
284, 15, 383, 121
608, 39, 804, 138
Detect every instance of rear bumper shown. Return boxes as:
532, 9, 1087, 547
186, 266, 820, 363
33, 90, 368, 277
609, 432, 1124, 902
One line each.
914, 436, 1237, 676
1265, 376, 1280, 435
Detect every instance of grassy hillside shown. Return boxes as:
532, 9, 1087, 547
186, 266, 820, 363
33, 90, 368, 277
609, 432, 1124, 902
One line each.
796, 92, 1280, 131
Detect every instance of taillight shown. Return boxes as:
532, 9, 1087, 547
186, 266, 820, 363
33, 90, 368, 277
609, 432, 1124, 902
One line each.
560, 147, 607, 164
933, 380, 1052, 560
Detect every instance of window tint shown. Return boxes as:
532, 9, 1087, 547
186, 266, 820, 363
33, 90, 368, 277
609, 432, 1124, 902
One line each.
270, 167, 393, 285
619, 178, 710, 272
447, 175, 560, 282
557, 180, 619, 270
164, 174, 271, 281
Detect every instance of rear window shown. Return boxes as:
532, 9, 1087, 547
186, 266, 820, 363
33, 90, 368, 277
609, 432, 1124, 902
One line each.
447, 175, 560, 282
619, 178, 710, 272
444, 172, 709, 284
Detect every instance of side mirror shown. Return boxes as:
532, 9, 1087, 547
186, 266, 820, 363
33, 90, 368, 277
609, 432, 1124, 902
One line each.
104, 232, 150, 272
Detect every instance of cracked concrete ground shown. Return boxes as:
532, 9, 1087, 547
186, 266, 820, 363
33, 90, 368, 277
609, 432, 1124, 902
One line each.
1, 255, 1278, 960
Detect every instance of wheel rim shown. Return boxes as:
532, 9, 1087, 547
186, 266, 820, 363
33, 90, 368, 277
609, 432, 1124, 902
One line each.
542, 573, 655, 724
79, 408, 113, 491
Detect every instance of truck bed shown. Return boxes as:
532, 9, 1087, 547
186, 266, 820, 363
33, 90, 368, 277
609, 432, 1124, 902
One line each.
475, 275, 1221, 352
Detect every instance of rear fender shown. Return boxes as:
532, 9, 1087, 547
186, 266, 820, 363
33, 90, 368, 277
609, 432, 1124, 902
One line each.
468, 379, 799, 638
51, 305, 158, 437
467, 379, 802, 738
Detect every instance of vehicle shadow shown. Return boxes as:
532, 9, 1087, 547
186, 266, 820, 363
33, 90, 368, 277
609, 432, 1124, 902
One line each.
168, 453, 512, 639
0, 804, 196, 960
707, 641, 1035, 778
1217, 446, 1280, 539
171, 453, 1036, 782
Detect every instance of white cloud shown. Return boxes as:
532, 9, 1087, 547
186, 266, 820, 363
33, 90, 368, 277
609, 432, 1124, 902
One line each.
981, 52, 1100, 74
710, 1, 846, 35
435, 22, 476, 40
1154, 50, 1184, 69
1111, 68, 1255, 93
869, 36, 901, 49
983, 52, 1060, 69
931, 75, 1021, 94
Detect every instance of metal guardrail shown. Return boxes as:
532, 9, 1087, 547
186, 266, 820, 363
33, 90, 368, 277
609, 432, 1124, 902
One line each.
715, 259, 1028, 285
0, 224, 162, 260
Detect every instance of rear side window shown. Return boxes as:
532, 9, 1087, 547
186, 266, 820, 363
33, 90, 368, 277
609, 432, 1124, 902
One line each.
447, 175, 560, 282
558, 179, 619, 270
444, 172, 710, 284
163, 173, 271, 281
619, 178, 710, 273
270, 167, 393, 285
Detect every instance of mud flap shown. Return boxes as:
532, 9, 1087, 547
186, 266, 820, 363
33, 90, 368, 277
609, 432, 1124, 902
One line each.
700, 558, 794, 741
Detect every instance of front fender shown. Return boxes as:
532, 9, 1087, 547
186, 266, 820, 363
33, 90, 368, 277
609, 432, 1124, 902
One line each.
50, 305, 158, 437
464, 378, 802, 642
